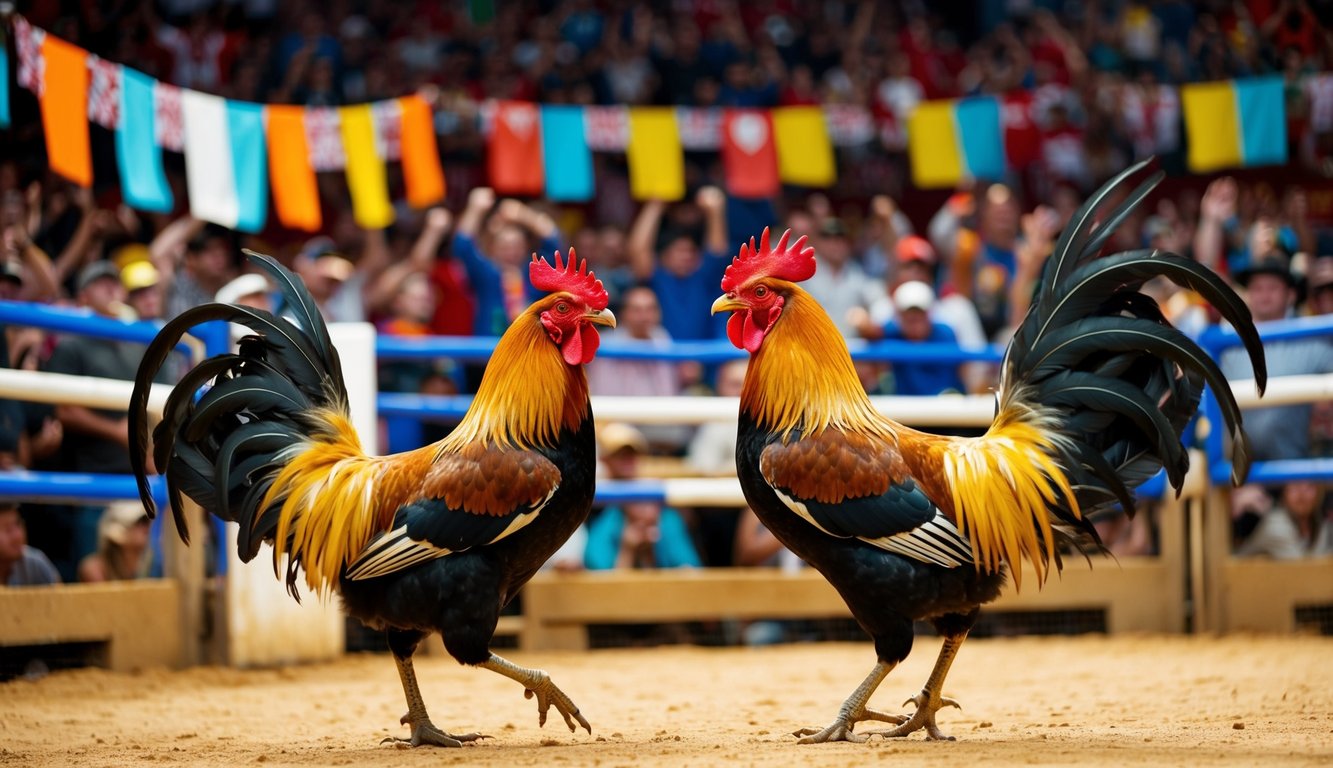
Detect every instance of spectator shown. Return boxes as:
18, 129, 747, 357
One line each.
453, 188, 561, 337
1236, 481, 1330, 559
802, 217, 886, 339
1307, 255, 1333, 317
686, 359, 748, 476
586, 423, 701, 571
43, 261, 169, 577
77, 501, 154, 582
0, 503, 60, 587
626, 187, 730, 342
876, 281, 967, 397
117, 247, 165, 323
157, 221, 236, 320
1221, 255, 1333, 462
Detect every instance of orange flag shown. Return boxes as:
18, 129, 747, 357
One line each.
39, 36, 91, 187
265, 105, 322, 232
399, 95, 446, 208
488, 101, 544, 196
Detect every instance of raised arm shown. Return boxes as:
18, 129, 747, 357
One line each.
1195, 177, 1236, 273
627, 199, 667, 281
367, 208, 452, 316
148, 214, 206, 284
697, 186, 728, 256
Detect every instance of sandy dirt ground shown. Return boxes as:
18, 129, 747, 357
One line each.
1, 635, 1330, 767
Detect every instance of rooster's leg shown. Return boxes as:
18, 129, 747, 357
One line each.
792, 660, 908, 744
479, 653, 592, 734
867, 631, 967, 741
382, 631, 486, 748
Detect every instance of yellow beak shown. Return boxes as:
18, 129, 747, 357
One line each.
585, 307, 617, 328
711, 294, 744, 315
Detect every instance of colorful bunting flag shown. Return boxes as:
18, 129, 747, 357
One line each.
13, 17, 42, 94
540, 105, 593, 202
181, 90, 238, 227
907, 97, 1006, 189
116, 67, 173, 213
1181, 77, 1287, 173
305, 107, 346, 171
721, 109, 779, 199
266, 105, 322, 232
340, 104, 395, 229
585, 106, 628, 151
0, 47, 9, 129
38, 35, 92, 187
399, 95, 446, 208
677, 107, 722, 150
154, 82, 184, 152
87, 55, 121, 129
626, 107, 684, 201
488, 100, 545, 196
772, 106, 835, 187
227, 101, 268, 233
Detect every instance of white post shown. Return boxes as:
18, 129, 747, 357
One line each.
224, 322, 376, 666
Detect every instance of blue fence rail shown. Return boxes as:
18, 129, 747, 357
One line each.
1196, 315, 1333, 487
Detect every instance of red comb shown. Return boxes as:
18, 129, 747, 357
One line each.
529, 248, 608, 311
720, 227, 816, 293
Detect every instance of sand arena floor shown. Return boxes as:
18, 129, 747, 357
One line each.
1, 635, 1330, 767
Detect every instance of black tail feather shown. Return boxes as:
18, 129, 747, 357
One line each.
129, 251, 346, 558
1003, 159, 1266, 528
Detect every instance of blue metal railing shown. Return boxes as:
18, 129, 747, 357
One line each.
1196, 315, 1333, 487
0, 301, 226, 358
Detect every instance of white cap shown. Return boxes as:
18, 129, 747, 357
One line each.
892, 280, 935, 312
216, 273, 272, 306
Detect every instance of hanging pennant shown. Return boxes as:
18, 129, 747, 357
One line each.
340, 103, 395, 229
266, 105, 322, 232
721, 109, 779, 199
116, 67, 173, 213
399, 94, 446, 208
626, 107, 684, 201
38, 35, 92, 187
540, 105, 593, 202
772, 106, 835, 188
488, 100, 545, 196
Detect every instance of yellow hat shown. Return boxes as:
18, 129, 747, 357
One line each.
598, 422, 648, 457
121, 260, 161, 292
111, 243, 152, 270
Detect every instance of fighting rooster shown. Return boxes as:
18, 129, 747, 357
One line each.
129, 249, 614, 747
711, 161, 1265, 743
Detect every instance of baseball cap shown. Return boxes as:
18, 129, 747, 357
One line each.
895, 235, 936, 265
1308, 256, 1333, 292
892, 280, 935, 312
76, 260, 122, 292
215, 273, 271, 306
99, 501, 149, 546
598, 422, 648, 457
121, 260, 161, 292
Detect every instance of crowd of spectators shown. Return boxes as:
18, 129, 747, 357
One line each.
1, 1, 1332, 610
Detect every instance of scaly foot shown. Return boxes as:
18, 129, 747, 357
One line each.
523, 672, 592, 734
381, 713, 488, 748
793, 706, 909, 744
866, 691, 961, 741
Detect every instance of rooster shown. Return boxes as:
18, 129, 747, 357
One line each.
129, 249, 615, 747
711, 161, 1265, 743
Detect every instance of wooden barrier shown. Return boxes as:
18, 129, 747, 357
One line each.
0, 581, 182, 671
1201, 487, 1333, 633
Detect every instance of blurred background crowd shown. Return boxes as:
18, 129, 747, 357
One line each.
1, 1, 1331, 604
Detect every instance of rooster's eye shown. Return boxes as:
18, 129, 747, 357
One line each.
754, 286, 767, 298
556, 302, 569, 314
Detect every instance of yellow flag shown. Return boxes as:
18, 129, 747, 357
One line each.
626, 108, 684, 201
339, 104, 394, 229
907, 101, 964, 189
1181, 82, 1242, 173
772, 106, 835, 187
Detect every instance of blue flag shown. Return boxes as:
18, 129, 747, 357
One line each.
226, 101, 268, 234
540, 105, 593, 202
115, 68, 173, 213
0, 47, 9, 128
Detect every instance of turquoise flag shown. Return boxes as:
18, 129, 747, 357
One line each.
540, 105, 593, 202
115, 68, 172, 213
226, 101, 268, 233
0, 47, 9, 128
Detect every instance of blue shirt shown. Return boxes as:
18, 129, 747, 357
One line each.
453, 232, 561, 336
651, 250, 729, 341
584, 506, 702, 570
880, 321, 966, 396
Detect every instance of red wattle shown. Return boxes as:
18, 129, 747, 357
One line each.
741, 311, 767, 353
578, 324, 600, 364
560, 325, 584, 365
727, 311, 746, 350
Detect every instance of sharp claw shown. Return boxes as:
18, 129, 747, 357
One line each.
943, 697, 962, 710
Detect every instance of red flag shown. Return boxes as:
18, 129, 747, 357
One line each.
721, 109, 779, 199
487, 100, 544, 196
